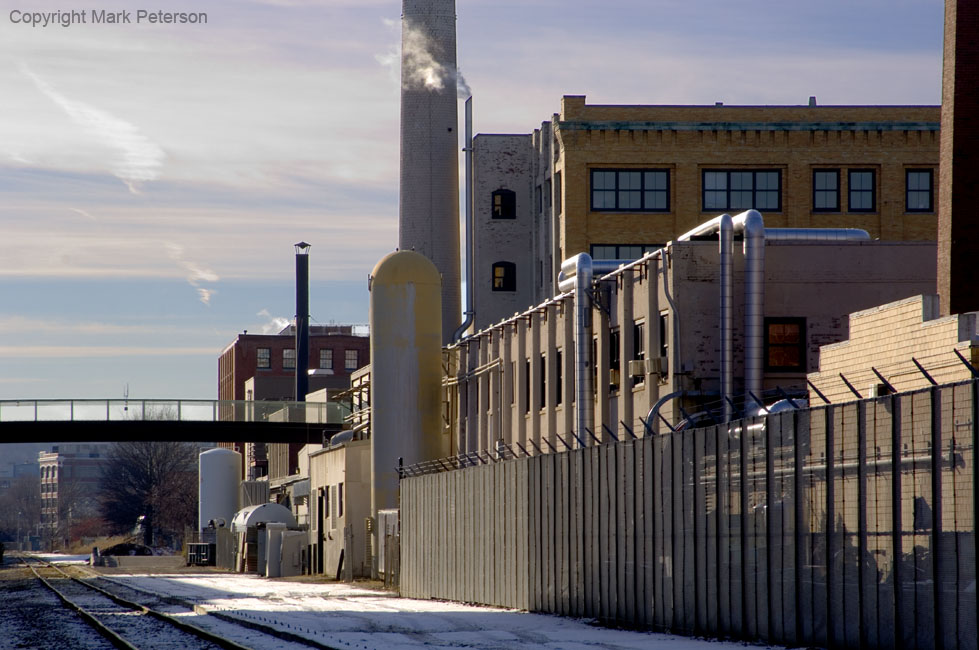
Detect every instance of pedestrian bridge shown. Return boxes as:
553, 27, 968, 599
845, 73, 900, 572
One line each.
0, 399, 345, 443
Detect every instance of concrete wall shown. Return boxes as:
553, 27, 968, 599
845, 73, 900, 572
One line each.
809, 294, 979, 403
447, 239, 936, 452
309, 439, 370, 578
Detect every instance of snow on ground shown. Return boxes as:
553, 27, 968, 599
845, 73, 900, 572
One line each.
32, 553, 90, 564
104, 572, 769, 650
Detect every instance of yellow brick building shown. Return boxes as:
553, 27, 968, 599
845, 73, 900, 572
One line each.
473, 96, 940, 330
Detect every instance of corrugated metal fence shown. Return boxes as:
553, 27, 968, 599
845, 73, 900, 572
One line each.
401, 380, 978, 649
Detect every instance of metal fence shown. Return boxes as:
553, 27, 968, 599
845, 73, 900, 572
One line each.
401, 379, 978, 649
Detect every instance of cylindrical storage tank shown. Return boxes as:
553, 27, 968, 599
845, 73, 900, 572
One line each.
199, 448, 241, 532
369, 250, 446, 519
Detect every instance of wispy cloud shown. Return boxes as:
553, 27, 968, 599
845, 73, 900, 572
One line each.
21, 64, 166, 193
0, 346, 217, 358
165, 242, 219, 305
0, 316, 189, 337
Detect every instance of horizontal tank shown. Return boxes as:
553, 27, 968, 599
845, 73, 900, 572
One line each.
199, 448, 241, 532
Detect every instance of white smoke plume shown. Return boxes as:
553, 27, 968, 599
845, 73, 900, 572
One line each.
257, 309, 291, 334
165, 242, 219, 306
456, 67, 472, 99
400, 18, 448, 91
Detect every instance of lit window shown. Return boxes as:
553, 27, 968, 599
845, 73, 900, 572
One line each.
591, 169, 669, 211
283, 349, 296, 370
813, 170, 840, 211
491, 189, 516, 219
344, 350, 359, 371
257, 348, 271, 369
492, 261, 516, 292
848, 170, 876, 212
319, 348, 333, 369
765, 317, 806, 372
906, 169, 934, 212
703, 170, 781, 211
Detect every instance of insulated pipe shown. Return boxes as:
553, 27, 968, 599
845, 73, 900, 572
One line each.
560, 253, 594, 445
743, 211, 766, 410
718, 214, 733, 422
453, 96, 475, 342
558, 259, 636, 293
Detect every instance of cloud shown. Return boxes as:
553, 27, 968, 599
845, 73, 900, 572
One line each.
70, 208, 97, 221
21, 64, 166, 192
165, 242, 220, 305
0, 346, 217, 358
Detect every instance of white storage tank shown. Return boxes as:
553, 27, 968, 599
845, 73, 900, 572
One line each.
199, 448, 241, 532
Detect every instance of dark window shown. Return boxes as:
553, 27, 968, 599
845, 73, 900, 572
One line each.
539, 353, 546, 411
659, 313, 669, 360
556, 349, 563, 406
510, 361, 515, 405
344, 349, 359, 370
554, 171, 562, 215
609, 329, 620, 392
765, 317, 806, 372
848, 169, 876, 212
491, 189, 516, 219
590, 244, 661, 260
338, 482, 344, 517
524, 359, 531, 414
545, 179, 552, 208
633, 320, 645, 386
906, 169, 934, 212
703, 170, 781, 212
257, 347, 271, 369
813, 169, 840, 211
492, 261, 516, 291
591, 169, 669, 211
283, 349, 296, 370
319, 348, 333, 369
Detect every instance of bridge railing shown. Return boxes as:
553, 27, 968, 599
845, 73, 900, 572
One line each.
0, 399, 340, 425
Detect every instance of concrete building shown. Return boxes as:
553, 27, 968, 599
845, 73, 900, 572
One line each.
472, 97, 940, 330
308, 436, 371, 578
447, 227, 936, 452
38, 443, 110, 543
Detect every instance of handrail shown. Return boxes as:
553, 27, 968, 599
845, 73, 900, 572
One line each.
0, 399, 337, 425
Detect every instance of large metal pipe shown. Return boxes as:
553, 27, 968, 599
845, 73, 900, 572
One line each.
453, 96, 474, 342
718, 215, 733, 422
560, 253, 594, 445
742, 211, 766, 406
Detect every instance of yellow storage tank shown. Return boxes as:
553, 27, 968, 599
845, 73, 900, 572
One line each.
369, 250, 446, 518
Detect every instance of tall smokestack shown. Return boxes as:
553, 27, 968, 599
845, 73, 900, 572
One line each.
295, 242, 310, 402
399, 0, 461, 344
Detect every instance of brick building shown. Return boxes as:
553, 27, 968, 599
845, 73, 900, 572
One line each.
38, 443, 110, 544
217, 324, 369, 478
473, 96, 940, 330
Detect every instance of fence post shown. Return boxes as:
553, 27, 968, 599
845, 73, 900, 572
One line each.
930, 385, 943, 650
857, 401, 868, 649
793, 408, 804, 645
740, 416, 749, 640
825, 406, 836, 648
891, 394, 904, 650
765, 412, 775, 643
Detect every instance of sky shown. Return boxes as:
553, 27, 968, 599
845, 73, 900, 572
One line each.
0, 0, 944, 401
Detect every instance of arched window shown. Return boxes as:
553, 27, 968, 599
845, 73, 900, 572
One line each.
491, 189, 516, 219
492, 261, 516, 292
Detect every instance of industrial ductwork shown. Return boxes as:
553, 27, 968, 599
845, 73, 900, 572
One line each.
453, 96, 474, 342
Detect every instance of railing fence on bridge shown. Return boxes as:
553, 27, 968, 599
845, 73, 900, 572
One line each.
401, 379, 978, 649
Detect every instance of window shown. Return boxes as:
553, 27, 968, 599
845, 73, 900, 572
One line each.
765, 317, 806, 372
591, 244, 661, 261
539, 353, 547, 410
492, 261, 516, 291
609, 329, 620, 392
257, 347, 271, 369
591, 169, 669, 211
848, 169, 876, 212
536, 185, 542, 214
491, 189, 516, 219
524, 359, 531, 414
703, 170, 781, 211
319, 348, 333, 369
283, 349, 296, 370
344, 349, 359, 370
906, 169, 934, 212
555, 349, 563, 406
813, 170, 840, 211
554, 171, 562, 215
659, 312, 669, 360
338, 482, 344, 518
633, 321, 645, 387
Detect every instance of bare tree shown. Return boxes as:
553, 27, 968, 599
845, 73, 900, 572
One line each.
0, 475, 41, 545
99, 441, 198, 547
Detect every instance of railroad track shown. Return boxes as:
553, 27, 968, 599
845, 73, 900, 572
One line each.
19, 555, 338, 650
